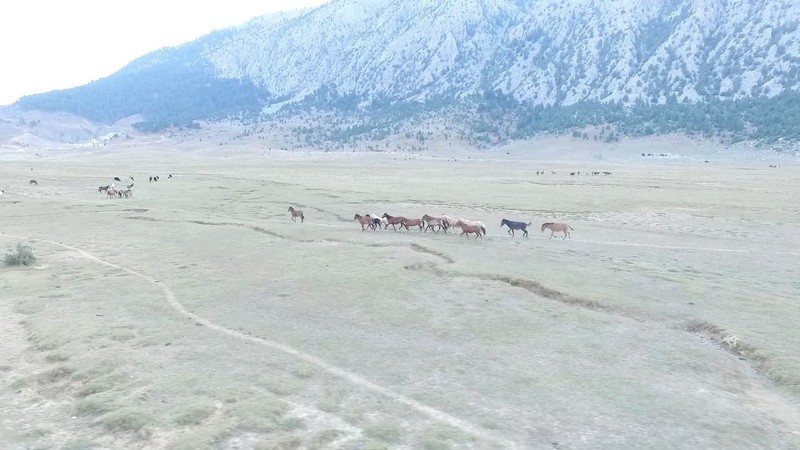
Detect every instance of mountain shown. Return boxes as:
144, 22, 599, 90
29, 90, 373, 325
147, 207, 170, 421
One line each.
15, 0, 800, 143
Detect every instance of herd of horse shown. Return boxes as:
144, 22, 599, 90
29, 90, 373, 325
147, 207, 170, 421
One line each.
288, 208, 572, 240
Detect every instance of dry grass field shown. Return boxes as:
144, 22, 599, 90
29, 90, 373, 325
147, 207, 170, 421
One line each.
1, 142, 799, 449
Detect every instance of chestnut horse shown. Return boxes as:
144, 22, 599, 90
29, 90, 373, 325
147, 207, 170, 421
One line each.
400, 218, 425, 232
353, 214, 374, 231
455, 220, 485, 240
382, 213, 406, 231
541, 222, 573, 239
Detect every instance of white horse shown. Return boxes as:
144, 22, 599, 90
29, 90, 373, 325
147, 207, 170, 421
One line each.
366, 214, 389, 230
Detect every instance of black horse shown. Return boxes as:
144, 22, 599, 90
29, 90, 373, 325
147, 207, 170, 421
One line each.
500, 219, 531, 237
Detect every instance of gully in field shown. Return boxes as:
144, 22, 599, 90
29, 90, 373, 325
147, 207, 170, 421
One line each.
500, 219, 532, 237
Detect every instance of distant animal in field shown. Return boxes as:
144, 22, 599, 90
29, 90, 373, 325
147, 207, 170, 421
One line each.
113, 177, 121, 182
366, 214, 388, 230
541, 222, 573, 240
288, 207, 304, 223
457, 218, 485, 230
106, 189, 118, 198
98, 185, 110, 193
0, 190, 4, 198
422, 214, 448, 233
353, 214, 373, 230
129, 176, 135, 181
149, 177, 153, 182
29, 179, 38, 185
122, 189, 133, 198
400, 218, 424, 232
381, 213, 406, 231
454, 220, 485, 240
126, 183, 134, 189
168, 174, 173, 179
501, 219, 531, 237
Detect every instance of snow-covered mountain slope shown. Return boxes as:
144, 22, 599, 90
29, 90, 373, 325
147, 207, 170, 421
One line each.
201, 0, 800, 105
15, 0, 800, 141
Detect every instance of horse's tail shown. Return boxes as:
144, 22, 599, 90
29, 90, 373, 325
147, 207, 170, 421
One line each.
481, 226, 486, 235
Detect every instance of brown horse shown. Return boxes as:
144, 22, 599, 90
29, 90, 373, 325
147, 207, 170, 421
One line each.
456, 222, 485, 240
353, 214, 374, 231
400, 218, 424, 232
382, 213, 406, 231
541, 223, 573, 239
288, 207, 304, 223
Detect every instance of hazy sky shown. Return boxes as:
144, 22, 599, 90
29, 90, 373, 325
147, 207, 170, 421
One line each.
0, 0, 330, 105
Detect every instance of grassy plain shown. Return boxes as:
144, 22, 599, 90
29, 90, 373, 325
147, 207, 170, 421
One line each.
1, 141, 799, 449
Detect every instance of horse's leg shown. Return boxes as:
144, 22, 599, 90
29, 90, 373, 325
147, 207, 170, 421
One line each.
523, 229, 528, 238
550, 230, 555, 239
301, 215, 304, 223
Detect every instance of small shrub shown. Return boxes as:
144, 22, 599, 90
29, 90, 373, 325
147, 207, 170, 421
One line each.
4, 243, 36, 266
95, 407, 154, 432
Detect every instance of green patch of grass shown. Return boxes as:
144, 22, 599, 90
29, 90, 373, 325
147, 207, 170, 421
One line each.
10, 377, 29, 390
308, 430, 343, 447
37, 366, 75, 384
290, 366, 315, 379
231, 396, 287, 432
167, 423, 234, 450
278, 416, 304, 431
61, 439, 97, 450
24, 427, 52, 438
94, 407, 154, 433
76, 394, 117, 416
317, 387, 345, 413
45, 353, 70, 363
76, 381, 112, 397
109, 332, 136, 342
172, 400, 217, 426
253, 432, 301, 450
418, 425, 458, 450
364, 423, 403, 443
259, 376, 302, 396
